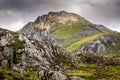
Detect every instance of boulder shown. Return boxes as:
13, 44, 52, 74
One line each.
3, 47, 13, 59
12, 66, 23, 73
51, 71, 67, 80
70, 76, 84, 80
80, 35, 119, 54
1, 60, 8, 68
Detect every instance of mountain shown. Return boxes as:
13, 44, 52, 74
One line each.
1, 11, 120, 80
20, 11, 120, 55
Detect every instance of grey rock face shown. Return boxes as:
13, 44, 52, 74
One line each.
3, 47, 13, 59
38, 70, 44, 78
0, 28, 67, 70
1, 60, 8, 68
80, 35, 119, 54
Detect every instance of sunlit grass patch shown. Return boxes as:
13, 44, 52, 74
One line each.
67, 33, 107, 52
53, 24, 86, 39
53, 24, 86, 47
65, 70, 92, 77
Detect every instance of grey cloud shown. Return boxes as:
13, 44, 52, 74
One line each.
0, 0, 46, 10
0, 0, 120, 31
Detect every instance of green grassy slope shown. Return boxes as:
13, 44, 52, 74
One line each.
53, 23, 111, 53
0, 68, 39, 80
105, 33, 120, 57
53, 24, 86, 39
53, 24, 86, 47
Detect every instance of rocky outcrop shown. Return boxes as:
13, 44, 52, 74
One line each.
0, 28, 73, 71
80, 35, 120, 54
0, 28, 78, 80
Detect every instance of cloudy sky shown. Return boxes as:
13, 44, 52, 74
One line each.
0, 0, 120, 32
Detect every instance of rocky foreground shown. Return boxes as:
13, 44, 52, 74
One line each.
0, 28, 78, 80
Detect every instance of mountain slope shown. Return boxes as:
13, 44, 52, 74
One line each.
19, 11, 120, 54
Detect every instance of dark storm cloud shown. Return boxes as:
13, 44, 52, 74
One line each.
0, 0, 47, 10
0, 0, 120, 31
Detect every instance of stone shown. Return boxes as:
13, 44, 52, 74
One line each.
80, 35, 119, 54
3, 47, 13, 59
0, 39, 8, 46
12, 66, 23, 73
1, 60, 8, 68
51, 71, 67, 80
38, 70, 44, 78
70, 76, 84, 80
54, 65, 61, 71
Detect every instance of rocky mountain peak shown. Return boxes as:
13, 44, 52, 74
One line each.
34, 11, 89, 24
19, 11, 102, 43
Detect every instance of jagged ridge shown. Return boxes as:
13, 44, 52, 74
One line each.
0, 28, 74, 70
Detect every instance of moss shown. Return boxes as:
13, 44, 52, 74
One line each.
105, 33, 120, 56
67, 33, 107, 52
0, 68, 22, 80
64, 63, 97, 80
10, 37, 24, 50
24, 71, 39, 80
10, 37, 24, 64
64, 53, 120, 80
106, 41, 120, 56
0, 68, 41, 80
64, 63, 120, 80
62, 59, 71, 68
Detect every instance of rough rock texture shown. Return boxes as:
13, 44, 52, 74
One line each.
80, 35, 120, 54
0, 28, 72, 70
51, 71, 67, 80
